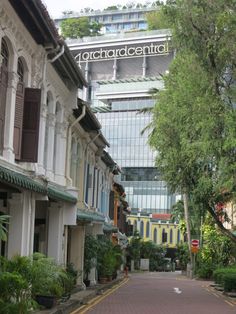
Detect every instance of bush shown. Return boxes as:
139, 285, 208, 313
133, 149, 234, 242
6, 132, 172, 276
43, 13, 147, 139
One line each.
223, 273, 236, 292
0, 272, 36, 314
197, 262, 216, 279
213, 266, 236, 292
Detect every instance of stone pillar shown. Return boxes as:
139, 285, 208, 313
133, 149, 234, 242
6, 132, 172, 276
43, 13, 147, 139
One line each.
8, 191, 35, 258
3, 70, 18, 162
142, 55, 147, 77
112, 58, 117, 80
47, 202, 64, 264
45, 113, 56, 180
69, 226, 85, 287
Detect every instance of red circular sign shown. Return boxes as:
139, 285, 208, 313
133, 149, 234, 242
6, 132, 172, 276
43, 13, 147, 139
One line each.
191, 239, 199, 247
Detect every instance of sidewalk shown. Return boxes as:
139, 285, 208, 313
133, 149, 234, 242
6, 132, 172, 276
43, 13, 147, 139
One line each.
34, 276, 125, 314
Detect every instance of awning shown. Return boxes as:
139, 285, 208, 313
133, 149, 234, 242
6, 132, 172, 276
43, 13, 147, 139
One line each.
0, 165, 77, 204
48, 186, 77, 204
103, 222, 118, 233
0, 165, 47, 194
77, 210, 105, 223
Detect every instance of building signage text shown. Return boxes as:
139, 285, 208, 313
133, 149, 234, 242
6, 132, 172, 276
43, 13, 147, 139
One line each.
76, 41, 169, 63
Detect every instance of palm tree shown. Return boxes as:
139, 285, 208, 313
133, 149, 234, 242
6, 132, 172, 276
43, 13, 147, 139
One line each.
0, 215, 10, 241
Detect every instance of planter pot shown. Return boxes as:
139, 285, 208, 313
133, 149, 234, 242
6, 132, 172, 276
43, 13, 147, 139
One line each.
35, 295, 56, 309
83, 279, 90, 287
106, 275, 112, 282
99, 277, 107, 284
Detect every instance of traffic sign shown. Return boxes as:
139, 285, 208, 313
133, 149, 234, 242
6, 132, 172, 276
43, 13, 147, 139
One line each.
191, 246, 199, 253
191, 239, 199, 247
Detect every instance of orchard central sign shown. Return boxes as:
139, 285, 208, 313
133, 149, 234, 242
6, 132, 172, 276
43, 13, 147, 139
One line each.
76, 41, 170, 63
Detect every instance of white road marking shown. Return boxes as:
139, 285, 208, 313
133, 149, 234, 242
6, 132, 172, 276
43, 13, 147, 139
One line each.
173, 287, 182, 294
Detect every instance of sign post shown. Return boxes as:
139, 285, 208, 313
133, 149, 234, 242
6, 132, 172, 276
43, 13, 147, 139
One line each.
191, 239, 199, 277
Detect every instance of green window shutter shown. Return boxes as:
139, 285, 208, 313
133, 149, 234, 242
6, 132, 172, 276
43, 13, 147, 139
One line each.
20, 88, 41, 162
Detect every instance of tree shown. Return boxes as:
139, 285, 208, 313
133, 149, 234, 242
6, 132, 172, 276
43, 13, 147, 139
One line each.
104, 6, 119, 11
148, 0, 236, 245
60, 17, 102, 39
146, 10, 170, 30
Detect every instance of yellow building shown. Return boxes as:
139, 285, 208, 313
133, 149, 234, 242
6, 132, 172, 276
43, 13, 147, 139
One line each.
127, 213, 185, 248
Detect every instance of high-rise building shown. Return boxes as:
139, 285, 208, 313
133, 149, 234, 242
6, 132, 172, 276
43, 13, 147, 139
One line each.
55, 7, 156, 34
68, 30, 177, 214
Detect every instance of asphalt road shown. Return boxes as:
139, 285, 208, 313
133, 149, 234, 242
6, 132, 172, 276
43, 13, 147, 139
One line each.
78, 271, 236, 314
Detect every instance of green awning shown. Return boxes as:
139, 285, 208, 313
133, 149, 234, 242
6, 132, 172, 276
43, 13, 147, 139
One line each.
0, 165, 77, 204
103, 222, 118, 233
48, 186, 77, 204
0, 165, 47, 194
77, 210, 105, 223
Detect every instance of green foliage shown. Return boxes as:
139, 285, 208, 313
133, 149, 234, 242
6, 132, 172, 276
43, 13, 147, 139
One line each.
213, 266, 236, 292
0, 254, 75, 311
66, 263, 79, 285
127, 231, 142, 269
97, 236, 122, 277
146, 10, 170, 30
176, 243, 190, 270
0, 214, 10, 241
196, 218, 236, 278
223, 273, 236, 292
140, 240, 166, 271
147, 0, 236, 243
0, 271, 37, 314
61, 17, 102, 39
83, 234, 99, 279
31, 254, 66, 298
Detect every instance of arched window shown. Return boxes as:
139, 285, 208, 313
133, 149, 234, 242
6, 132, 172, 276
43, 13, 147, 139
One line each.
140, 221, 144, 237
17, 58, 24, 82
170, 229, 173, 243
1, 38, 9, 67
177, 230, 180, 243
162, 228, 167, 243
154, 228, 157, 243
146, 221, 150, 238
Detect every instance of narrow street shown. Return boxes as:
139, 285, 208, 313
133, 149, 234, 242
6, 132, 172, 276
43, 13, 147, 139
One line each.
74, 272, 236, 314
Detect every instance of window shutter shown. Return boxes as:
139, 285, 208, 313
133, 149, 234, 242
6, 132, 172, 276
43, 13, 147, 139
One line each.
13, 82, 24, 160
21, 88, 41, 162
109, 191, 114, 219
0, 65, 8, 154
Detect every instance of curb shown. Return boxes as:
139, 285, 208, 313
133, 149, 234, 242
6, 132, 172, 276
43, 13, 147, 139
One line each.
35, 277, 125, 314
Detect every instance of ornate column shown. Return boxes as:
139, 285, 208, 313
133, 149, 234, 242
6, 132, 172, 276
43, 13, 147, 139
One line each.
37, 101, 47, 175
54, 121, 67, 185
45, 113, 56, 181
3, 70, 19, 162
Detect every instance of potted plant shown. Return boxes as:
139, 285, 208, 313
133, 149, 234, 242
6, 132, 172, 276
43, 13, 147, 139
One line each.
83, 234, 98, 287
97, 236, 122, 283
31, 253, 66, 309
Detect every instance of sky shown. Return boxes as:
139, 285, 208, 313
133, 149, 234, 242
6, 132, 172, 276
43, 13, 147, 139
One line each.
43, 0, 149, 18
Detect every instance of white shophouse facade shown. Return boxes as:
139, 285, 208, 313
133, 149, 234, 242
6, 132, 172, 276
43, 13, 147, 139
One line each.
0, 1, 118, 288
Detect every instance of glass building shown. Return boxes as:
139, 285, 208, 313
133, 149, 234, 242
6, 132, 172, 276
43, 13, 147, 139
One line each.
68, 30, 177, 214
